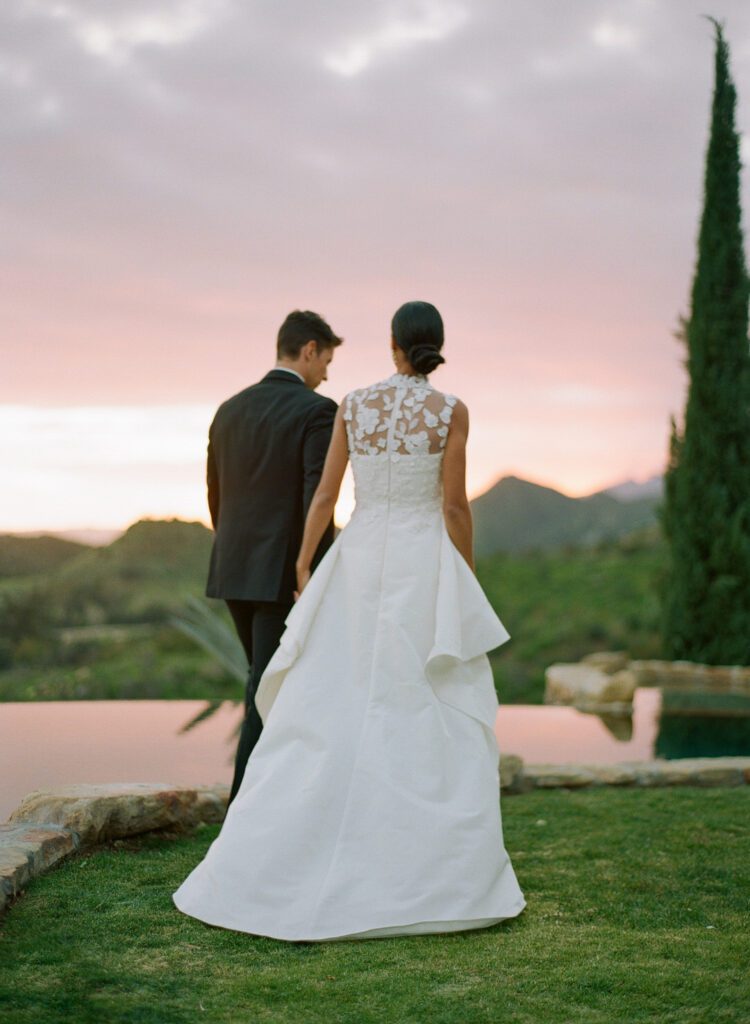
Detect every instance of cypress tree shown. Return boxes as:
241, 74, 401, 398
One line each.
658, 16, 750, 665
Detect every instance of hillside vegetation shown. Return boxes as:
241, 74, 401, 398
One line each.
0, 516, 667, 704
0, 535, 88, 579
479, 525, 666, 703
50, 518, 214, 624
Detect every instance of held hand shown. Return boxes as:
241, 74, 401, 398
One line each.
295, 565, 311, 600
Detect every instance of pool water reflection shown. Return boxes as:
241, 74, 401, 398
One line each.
2, 687, 749, 821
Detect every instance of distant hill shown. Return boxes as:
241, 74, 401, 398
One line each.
57, 518, 213, 585
3, 470, 665, 582
470, 475, 660, 557
0, 534, 90, 579
602, 473, 663, 503
18, 518, 217, 624
0, 519, 213, 592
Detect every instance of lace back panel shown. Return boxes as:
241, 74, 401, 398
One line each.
343, 373, 457, 458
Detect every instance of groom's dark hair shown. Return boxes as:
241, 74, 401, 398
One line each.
277, 310, 344, 358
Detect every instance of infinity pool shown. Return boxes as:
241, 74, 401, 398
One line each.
3, 688, 749, 820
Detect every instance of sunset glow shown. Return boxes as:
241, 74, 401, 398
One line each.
4, 0, 743, 534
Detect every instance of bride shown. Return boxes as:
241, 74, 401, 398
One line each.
173, 300, 527, 941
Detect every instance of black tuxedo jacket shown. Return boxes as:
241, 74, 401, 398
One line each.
205, 369, 338, 602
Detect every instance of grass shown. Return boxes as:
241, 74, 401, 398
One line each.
1, 787, 748, 1023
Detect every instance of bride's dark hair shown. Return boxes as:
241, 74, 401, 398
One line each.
391, 300, 446, 375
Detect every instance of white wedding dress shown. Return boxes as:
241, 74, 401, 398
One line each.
172, 371, 526, 941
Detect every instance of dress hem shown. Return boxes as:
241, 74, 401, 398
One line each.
172, 891, 527, 943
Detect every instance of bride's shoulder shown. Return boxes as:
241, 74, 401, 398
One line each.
445, 390, 465, 412
341, 376, 392, 416
425, 381, 463, 411
341, 380, 370, 418
430, 381, 460, 401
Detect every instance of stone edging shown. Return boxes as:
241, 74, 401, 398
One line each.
544, 651, 750, 714
3, 758, 750, 916
1, 782, 228, 917
502, 755, 750, 792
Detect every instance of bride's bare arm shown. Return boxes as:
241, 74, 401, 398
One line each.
296, 404, 349, 593
441, 399, 475, 573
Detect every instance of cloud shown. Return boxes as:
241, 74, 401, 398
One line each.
24, 0, 221, 64
323, 0, 468, 76
0, 404, 357, 530
590, 19, 640, 51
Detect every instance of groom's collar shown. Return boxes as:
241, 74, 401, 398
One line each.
262, 368, 306, 386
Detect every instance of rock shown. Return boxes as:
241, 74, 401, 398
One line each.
7, 782, 230, 848
499, 753, 524, 792
520, 757, 750, 790
659, 758, 746, 787
625, 757, 748, 787
629, 659, 750, 692
628, 760, 685, 787
588, 763, 638, 786
0, 823, 78, 913
545, 663, 608, 704
581, 651, 629, 673
628, 660, 662, 685
192, 786, 230, 822
544, 663, 637, 709
598, 669, 639, 704
524, 764, 597, 788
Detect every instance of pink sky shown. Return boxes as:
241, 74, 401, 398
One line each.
5, 1, 750, 530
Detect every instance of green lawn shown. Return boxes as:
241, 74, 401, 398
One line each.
2, 787, 748, 1023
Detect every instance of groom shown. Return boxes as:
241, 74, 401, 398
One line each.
205, 310, 343, 806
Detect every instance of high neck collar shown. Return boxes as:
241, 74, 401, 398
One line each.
386, 371, 430, 387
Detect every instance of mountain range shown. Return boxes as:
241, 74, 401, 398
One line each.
470, 473, 662, 557
0, 473, 664, 576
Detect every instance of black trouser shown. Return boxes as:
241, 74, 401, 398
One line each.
225, 598, 293, 807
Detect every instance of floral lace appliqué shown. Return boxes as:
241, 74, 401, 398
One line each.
343, 373, 457, 458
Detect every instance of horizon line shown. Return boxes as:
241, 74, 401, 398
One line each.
1, 468, 665, 538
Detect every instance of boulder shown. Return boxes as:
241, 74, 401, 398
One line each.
0, 823, 79, 913
7, 782, 229, 848
499, 753, 524, 792
545, 663, 606, 704
581, 651, 630, 673
598, 669, 639, 704
544, 663, 637, 709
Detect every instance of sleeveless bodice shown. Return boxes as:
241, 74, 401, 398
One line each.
342, 373, 457, 525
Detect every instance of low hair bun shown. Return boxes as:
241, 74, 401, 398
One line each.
408, 344, 446, 375
390, 300, 446, 376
